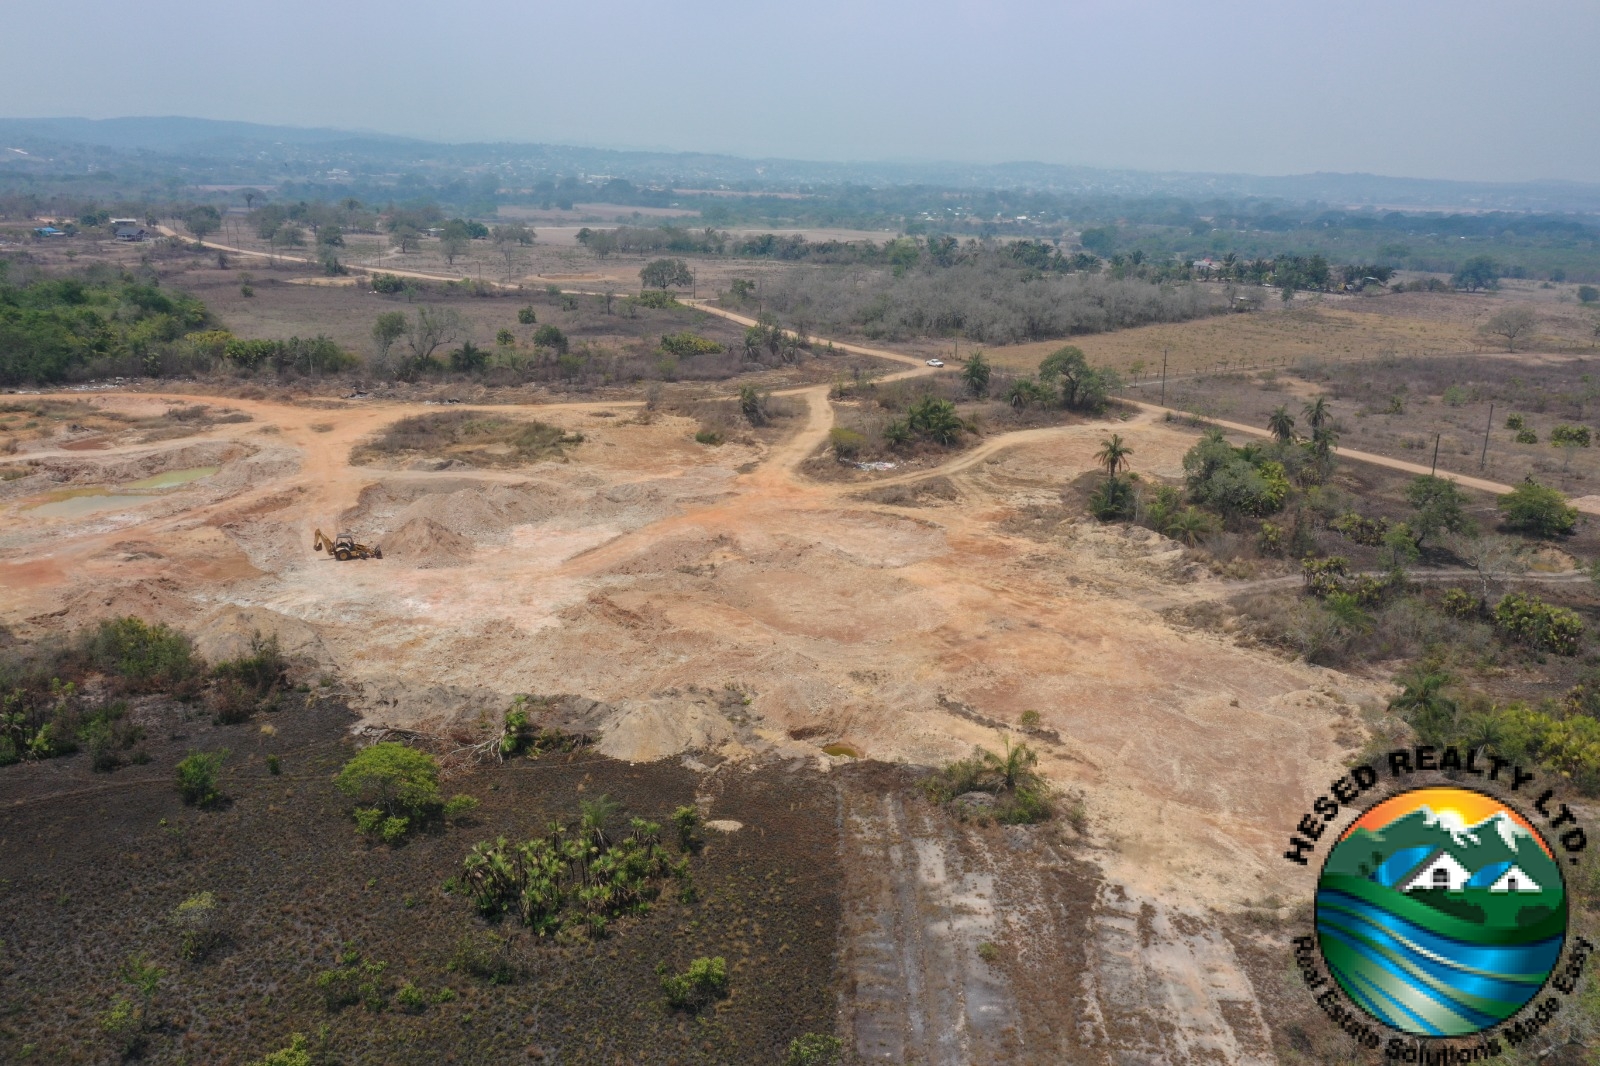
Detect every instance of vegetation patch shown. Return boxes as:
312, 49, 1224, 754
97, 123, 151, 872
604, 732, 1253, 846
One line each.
455, 795, 692, 938
0, 639, 842, 1063
924, 737, 1053, 825
351, 409, 577, 467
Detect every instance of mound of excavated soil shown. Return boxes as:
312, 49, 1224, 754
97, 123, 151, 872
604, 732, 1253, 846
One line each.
192, 605, 331, 666
594, 698, 735, 763
380, 516, 474, 567
39, 577, 195, 629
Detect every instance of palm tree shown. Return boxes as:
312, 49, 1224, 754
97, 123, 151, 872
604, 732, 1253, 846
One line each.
1267, 406, 1297, 445
979, 736, 1040, 793
579, 794, 621, 849
1164, 507, 1214, 547
1303, 396, 1332, 432
961, 350, 991, 398
1095, 434, 1133, 478
1323, 592, 1374, 636
1390, 672, 1458, 746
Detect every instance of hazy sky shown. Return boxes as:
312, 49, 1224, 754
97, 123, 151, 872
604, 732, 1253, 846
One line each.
6, 0, 1598, 182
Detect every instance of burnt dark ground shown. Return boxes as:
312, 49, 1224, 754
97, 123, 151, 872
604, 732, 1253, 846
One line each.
0, 694, 841, 1065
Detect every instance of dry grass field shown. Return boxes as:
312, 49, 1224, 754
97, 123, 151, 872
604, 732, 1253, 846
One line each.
983, 286, 1600, 380
985, 301, 1479, 378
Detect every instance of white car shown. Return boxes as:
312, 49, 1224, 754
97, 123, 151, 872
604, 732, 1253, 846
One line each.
926, 359, 945, 368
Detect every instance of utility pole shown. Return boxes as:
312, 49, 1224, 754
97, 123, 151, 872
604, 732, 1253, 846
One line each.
1481, 402, 1494, 470
1160, 347, 1169, 406
1430, 432, 1441, 477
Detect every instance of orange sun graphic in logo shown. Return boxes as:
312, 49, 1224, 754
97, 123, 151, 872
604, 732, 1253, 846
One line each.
1341, 787, 1551, 857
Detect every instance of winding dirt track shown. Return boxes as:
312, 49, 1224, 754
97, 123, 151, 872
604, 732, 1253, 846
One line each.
162, 224, 1586, 515
15, 232, 1567, 1064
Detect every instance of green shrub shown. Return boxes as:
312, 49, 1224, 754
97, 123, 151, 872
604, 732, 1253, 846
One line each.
1183, 432, 1289, 517
99, 995, 146, 1058
1498, 480, 1577, 537
786, 1033, 844, 1066
1089, 476, 1136, 521
371, 273, 404, 294
1506, 413, 1525, 430
493, 698, 588, 759
78, 701, 141, 772
829, 427, 868, 460
660, 956, 728, 1012
171, 891, 223, 960
82, 617, 198, 692
1516, 428, 1539, 444
249, 1034, 311, 1066
633, 290, 676, 309
1493, 592, 1584, 655
443, 794, 480, 823
448, 932, 517, 985
694, 429, 723, 446
531, 324, 568, 352
395, 981, 428, 1013
517, 305, 537, 325
266, 753, 282, 775
996, 786, 1053, 825
335, 743, 441, 840
315, 947, 389, 1012
1552, 424, 1593, 448
380, 816, 410, 845
659, 331, 722, 357
1332, 512, 1389, 546
176, 749, 227, 807
211, 632, 287, 704
1302, 556, 1352, 598
672, 805, 701, 852
1440, 588, 1480, 618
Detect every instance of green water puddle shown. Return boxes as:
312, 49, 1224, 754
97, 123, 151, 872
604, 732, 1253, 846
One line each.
125, 466, 219, 490
23, 466, 220, 519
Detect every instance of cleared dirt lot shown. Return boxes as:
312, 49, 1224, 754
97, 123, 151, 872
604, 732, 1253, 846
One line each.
0, 366, 1381, 1060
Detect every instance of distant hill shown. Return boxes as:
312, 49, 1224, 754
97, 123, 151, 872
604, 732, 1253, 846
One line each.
0, 116, 419, 153
3, 116, 1599, 213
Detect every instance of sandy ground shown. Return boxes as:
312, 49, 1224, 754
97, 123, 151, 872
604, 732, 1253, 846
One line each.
0, 371, 1377, 920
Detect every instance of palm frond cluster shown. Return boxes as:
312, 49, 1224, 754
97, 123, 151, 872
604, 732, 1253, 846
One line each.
924, 737, 1053, 825
457, 797, 691, 938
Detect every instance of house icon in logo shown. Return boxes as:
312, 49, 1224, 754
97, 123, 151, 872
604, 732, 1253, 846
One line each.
1393, 848, 1544, 894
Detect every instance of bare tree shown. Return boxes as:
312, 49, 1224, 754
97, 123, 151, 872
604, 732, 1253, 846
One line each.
1481, 306, 1537, 352
403, 307, 464, 364
1448, 534, 1528, 604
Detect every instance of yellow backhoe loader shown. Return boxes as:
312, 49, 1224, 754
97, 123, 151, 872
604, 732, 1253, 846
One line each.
314, 528, 382, 561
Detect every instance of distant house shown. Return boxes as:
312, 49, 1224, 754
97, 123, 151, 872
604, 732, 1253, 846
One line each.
1399, 849, 1472, 893
33, 226, 64, 238
113, 222, 147, 242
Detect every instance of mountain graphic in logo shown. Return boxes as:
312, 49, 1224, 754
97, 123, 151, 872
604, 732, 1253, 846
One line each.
1316, 785, 1567, 1037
